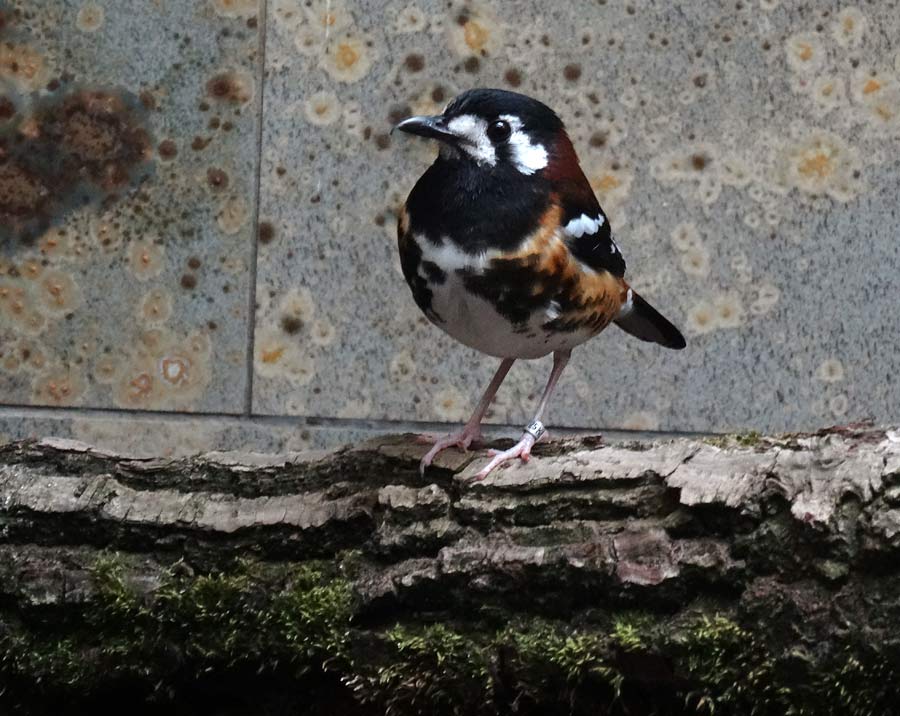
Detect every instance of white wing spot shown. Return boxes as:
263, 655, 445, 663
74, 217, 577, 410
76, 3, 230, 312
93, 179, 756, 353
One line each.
617, 288, 634, 318
564, 213, 605, 238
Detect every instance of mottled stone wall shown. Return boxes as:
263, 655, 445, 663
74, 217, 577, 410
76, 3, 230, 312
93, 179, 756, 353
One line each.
0, 0, 898, 452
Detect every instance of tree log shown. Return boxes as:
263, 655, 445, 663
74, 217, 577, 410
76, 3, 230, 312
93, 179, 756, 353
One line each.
2, 427, 900, 715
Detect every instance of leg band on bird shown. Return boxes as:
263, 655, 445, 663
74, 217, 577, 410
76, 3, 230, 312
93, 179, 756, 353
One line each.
470, 350, 572, 481
524, 420, 546, 442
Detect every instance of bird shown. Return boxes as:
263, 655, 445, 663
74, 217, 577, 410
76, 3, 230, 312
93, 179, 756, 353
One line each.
394, 88, 685, 480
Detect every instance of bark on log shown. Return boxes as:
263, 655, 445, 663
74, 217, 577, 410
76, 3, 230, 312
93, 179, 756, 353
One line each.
2, 427, 900, 715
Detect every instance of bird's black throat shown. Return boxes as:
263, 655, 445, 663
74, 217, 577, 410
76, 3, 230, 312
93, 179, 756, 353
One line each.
405, 155, 551, 254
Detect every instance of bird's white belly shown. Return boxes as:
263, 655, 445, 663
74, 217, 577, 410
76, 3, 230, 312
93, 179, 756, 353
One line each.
428, 271, 592, 359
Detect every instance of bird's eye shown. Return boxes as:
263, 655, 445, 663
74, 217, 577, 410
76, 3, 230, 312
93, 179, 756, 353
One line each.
487, 119, 511, 143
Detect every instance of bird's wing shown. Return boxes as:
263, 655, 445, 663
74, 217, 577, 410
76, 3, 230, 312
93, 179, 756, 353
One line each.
556, 181, 626, 278
457, 202, 628, 335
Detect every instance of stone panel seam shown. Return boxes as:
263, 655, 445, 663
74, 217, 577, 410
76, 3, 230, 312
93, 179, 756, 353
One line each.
243, 0, 270, 415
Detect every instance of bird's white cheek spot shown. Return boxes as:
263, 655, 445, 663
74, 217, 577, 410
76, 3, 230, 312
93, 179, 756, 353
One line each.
564, 213, 605, 238
509, 137, 548, 175
446, 114, 496, 166
500, 114, 548, 175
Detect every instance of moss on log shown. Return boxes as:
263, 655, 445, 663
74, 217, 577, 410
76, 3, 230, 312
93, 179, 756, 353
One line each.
2, 427, 900, 714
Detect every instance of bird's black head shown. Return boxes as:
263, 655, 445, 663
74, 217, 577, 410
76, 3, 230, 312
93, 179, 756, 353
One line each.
395, 88, 566, 176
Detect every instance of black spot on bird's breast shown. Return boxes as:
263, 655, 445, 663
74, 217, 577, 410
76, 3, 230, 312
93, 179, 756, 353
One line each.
458, 256, 572, 328
398, 226, 442, 323
460, 250, 620, 337
421, 260, 446, 284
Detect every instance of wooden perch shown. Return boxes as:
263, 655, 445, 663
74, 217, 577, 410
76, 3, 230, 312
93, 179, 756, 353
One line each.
2, 427, 900, 715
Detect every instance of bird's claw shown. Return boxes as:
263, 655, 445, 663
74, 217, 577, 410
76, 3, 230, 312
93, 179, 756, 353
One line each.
471, 432, 538, 481
421, 425, 549, 480
418, 426, 484, 475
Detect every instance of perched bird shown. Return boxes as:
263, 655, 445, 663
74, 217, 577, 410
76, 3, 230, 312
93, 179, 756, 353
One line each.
395, 89, 685, 480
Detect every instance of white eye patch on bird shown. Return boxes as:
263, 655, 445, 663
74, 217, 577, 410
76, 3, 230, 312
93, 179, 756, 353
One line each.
396, 112, 500, 166
498, 114, 549, 175
396, 109, 548, 174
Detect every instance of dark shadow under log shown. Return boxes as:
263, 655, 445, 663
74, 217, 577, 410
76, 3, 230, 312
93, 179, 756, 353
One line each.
2, 427, 900, 714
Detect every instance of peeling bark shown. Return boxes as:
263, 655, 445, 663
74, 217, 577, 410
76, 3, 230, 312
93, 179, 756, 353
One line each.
2, 427, 900, 714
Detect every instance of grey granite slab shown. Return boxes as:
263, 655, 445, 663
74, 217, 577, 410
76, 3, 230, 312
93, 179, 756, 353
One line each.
0, 406, 671, 457
0, 408, 367, 457
255, 0, 900, 434
2, 1, 898, 439
0, 0, 262, 412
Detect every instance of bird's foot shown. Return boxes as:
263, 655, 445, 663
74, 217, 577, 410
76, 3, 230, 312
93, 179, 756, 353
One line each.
470, 421, 547, 481
419, 424, 484, 475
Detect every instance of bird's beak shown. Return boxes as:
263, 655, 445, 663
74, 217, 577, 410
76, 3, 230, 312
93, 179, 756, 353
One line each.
392, 115, 457, 143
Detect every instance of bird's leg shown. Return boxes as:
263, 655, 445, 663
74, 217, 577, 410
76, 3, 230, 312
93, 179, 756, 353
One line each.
419, 358, 515, 475
472, 349, 571, 481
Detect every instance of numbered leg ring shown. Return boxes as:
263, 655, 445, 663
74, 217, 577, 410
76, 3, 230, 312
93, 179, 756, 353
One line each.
524, 420, 546, 442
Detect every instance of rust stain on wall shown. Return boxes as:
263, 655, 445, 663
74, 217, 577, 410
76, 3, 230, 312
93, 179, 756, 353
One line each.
0, 3, 155, 247
0, 86, 155, 245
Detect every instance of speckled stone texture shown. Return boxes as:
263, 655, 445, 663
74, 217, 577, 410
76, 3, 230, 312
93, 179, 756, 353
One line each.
255, 0, 900, 434
2, 0, 900, 446
0, 0, 260, 412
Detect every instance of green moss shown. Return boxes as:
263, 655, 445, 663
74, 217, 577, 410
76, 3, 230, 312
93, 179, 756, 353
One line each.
736, 430, 763, 447
0, 635, 87, 689
3, 558, 899, 715
703, 430, 765, 449
816, 644, 898, 716
497, 620, 623, 708
668, 615, 899, 716
1, 553, 355, 697
672, 615, 787, 714
349, 619, 629, 715
610, 612, 655, 652
364, 624, 492, 715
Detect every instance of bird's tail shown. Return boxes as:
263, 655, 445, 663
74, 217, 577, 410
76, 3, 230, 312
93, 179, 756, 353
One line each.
614, 291, 686, 350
